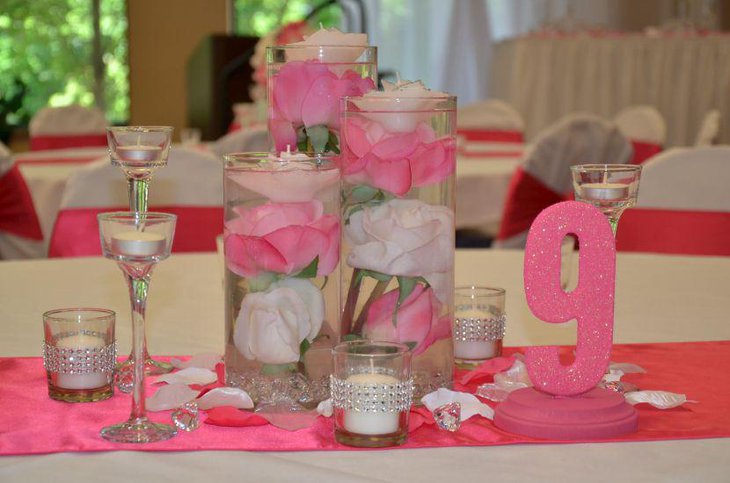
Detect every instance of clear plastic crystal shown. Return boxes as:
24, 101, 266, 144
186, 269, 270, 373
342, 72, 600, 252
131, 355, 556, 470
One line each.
172, 401, 200, 431
255, 401, 318, 431
599, 380, 639, 394
434, 402, 461, 432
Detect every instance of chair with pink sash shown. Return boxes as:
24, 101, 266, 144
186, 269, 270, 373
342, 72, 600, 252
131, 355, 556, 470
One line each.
494, 113, 632, 248
29, 105, 108, 151
48, 148, 223, 257
614, 105, 666, 165
694, 109, 721, 147
616, 146, 730, 256
457, 99, 525, 144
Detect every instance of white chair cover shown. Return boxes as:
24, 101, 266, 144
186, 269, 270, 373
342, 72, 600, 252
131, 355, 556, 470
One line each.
29, 105, 107, 135
494, 113, 632, 248
210, 125, 269, 158
694, 110, 721, 147
614, 105, 667, 145
457, 99, 524, 131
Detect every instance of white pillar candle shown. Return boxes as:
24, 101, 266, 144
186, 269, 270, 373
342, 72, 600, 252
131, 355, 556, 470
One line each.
116, 145, 162, 162
343, 373, 401, 435
454, 310, 501, 361
580, 182, 629, 201
55, 334, 109, 390
111, 231, 166, 257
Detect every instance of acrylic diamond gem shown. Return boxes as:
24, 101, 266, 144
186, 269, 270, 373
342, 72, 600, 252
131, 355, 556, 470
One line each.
434, 402, 461, 432
172, 401, 200, 431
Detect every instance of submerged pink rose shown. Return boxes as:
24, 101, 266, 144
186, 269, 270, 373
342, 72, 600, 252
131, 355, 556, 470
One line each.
341, 117, 456, 196
269, 61, 375, 151
225, 200, 339, 278
363, 284, 450, 356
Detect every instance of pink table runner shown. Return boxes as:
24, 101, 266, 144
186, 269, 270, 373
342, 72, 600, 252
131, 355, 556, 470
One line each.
1, 341, 728, 455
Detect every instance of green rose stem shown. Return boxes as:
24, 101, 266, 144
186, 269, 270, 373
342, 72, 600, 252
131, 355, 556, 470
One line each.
351, 279, 389, 335
341, 268, 362, 336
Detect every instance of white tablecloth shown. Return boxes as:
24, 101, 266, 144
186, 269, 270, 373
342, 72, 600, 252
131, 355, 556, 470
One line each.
491, 33, 730, 146
1, 250, 728, 481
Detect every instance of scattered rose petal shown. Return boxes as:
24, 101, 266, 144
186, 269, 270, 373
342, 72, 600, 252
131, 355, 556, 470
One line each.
205, 406, 270, 427
156, 367, 218, 386
408, 406, 435, 432
196, 387, 254, 410
609, 362, 647, 374
459, 356, 516, 385
602, 369, 625, 383
215, 362, 226, 385
421, 388, 494, 421
256, 401, 319, 431
146, 383, 199, 411
625, 390, 692, 409
170, 353, 223, 371
316, 398, 333, 417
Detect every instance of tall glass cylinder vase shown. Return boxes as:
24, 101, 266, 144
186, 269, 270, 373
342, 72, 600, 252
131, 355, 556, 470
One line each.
339, 95, 457, 398
223, 153, 341, 408
266, 45, 377, 154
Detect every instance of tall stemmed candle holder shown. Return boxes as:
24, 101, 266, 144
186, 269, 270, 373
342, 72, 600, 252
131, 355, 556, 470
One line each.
98, 212, 178, 443
570, 164, 642, 235
107, 126, 174, 378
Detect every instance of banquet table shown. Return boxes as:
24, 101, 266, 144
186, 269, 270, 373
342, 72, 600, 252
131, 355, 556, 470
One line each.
491, 33, 730, 146
1, 249, 728, 482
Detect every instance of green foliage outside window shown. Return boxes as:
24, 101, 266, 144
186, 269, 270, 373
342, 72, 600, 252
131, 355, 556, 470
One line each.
233, 0, 341, 37
0, 0, 128, 130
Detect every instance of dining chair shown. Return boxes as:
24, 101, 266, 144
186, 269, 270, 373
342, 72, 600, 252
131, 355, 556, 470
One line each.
616, 146, 730, 256
28, 105, 108, 151
457, 99, 525, 143
614, 105, 666, 164
48, 147, 223, 257
209, 124, 269, 158
694, 109, 721, 147
494, 113, 632, 248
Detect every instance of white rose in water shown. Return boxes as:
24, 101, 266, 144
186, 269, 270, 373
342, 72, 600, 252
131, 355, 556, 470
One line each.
345, 199, 454, 303
233, 279, 325, 365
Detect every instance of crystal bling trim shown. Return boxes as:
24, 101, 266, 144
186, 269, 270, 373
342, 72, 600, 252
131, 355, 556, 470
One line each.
330, 375, 413, 412
453, 314, 506, 342
43, 340, 117, 374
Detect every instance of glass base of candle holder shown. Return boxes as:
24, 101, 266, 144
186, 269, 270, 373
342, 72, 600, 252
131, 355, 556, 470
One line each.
100, 418, 177, 443
334, 427, 407, 448
47, 382, 113, 403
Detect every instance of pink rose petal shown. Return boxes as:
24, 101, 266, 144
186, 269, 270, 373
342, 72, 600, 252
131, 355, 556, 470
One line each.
205, 406, 270, 427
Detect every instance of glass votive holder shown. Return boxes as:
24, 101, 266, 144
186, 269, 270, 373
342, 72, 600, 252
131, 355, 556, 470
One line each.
453, 287, 506, 366
43, 308, 116, 403
331, 341, 412, 448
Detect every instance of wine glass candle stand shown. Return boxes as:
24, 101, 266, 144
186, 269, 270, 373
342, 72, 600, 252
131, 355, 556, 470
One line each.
98, 212, 178, 443
107, 126, 174, 378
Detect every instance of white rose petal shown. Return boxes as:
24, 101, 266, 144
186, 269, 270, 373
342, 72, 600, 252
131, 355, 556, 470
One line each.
170, 353, 222, 371
156, 367, 218, 386
146, 383, 199, 412
196, 387, 254, 410
271, 278, 325, 341
624, 391, 692, 409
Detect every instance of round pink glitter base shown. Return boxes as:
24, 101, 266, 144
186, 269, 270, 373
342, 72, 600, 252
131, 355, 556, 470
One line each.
494, 387, 638, 440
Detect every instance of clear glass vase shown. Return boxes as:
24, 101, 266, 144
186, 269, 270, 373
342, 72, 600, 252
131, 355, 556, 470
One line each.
339, 95, 457, 398
266, 45, 377, 154
223, 153, 341, 408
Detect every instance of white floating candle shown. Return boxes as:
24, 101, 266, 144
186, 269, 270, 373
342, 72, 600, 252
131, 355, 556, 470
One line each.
111, 231, 166, 257
55, 334, 109, 390
116, 145, 163, 162
286, 27, 368, 62
580, 182, 629, 201
343, 373, 401, 435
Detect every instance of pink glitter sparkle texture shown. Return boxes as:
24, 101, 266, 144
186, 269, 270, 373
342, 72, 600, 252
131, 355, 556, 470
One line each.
523, 201, 616, 396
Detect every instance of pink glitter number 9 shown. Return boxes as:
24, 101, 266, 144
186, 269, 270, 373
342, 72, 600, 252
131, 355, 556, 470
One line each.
523, 201, 616, 396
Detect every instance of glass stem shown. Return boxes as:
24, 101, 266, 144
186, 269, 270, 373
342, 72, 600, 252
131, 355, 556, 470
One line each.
126, 273, 150, 422
128, 177, 149, 213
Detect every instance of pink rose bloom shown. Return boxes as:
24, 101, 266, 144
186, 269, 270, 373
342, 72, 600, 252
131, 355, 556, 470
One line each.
269, 61, 375, 151
363, 284, 450, 356
225, 200, 339, 278
341, 117, 456, 196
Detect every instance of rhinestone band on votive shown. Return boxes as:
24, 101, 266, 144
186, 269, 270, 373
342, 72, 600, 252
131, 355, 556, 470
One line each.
330, 375, 413, 413
453, 314, 506, 342
43, 341, 117, 374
